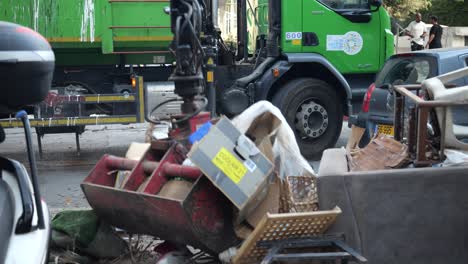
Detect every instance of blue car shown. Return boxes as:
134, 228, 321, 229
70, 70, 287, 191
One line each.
350, 47, 468, 146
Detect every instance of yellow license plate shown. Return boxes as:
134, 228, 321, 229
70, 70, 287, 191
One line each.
377, 124, 394, 136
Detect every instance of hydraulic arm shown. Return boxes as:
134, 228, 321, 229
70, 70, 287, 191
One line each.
168, 0, 210, 117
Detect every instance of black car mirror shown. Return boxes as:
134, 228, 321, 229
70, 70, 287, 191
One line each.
370, 0, 382, 7
369, 0, 382, 12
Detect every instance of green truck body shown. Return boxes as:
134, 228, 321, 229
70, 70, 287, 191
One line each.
279, 0, 394, 73
0, 0, 173, 65
1, 1, 393, 70
0, 0, 395, 158
246, 0, 394, 73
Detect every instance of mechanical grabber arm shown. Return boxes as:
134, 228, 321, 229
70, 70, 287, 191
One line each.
167, 0, 217, 118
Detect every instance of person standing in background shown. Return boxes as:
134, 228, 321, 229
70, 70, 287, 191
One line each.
426, 16, 443, 49
405, 13, 428, 51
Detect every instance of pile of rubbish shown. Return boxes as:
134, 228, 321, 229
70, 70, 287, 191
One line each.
51, 101, 354, 264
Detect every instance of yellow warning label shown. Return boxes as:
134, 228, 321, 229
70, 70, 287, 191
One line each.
212, 148, 247, 184
292, 39, 301, 45
207, 71, 214, 83
207, 57, 214, 65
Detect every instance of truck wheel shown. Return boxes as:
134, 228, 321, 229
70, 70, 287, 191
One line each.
273, 78, 343, 160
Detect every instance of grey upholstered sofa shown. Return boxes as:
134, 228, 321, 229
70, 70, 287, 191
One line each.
317, 148, 468, 264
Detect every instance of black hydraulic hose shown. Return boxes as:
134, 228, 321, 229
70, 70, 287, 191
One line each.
234, 57, 276, 87
175, 16, 181, 49
180, 0, 205, 68
148, 98, 180, 124
16, 110, 45, 230
231, 0, 281, 89
181, 0, 193, 29
193, 0, 202, 33
267, 0, 281, 58
147, 97, 208, 124
173, 96, 208, 124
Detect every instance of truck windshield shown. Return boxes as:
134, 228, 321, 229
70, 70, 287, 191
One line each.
375, 56, 437, 88
319, 0, 370, 10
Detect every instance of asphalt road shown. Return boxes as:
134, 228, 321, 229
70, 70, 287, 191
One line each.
0, 122, 350, 210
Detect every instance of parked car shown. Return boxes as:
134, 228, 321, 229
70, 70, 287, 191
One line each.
350, 47, 468, 146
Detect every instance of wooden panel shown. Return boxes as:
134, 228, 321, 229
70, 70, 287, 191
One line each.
233, 207, 341, 264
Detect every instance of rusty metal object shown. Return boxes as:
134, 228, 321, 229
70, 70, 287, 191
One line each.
439, 107, 447, 160
151, 139, 174, 152
415, 107, 429, 166
81, 143, 239, 254
392, 84, 468, 166
393, 86, 404, 142
161, 163, 201, 180
103, 155, 201, 180
407, 107, 417, 158
105, 155, 158, 174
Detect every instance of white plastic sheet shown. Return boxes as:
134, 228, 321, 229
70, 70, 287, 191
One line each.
442, 149, 468, 167
232, 101, 316, 179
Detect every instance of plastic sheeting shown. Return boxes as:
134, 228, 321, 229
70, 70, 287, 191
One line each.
441, 149, 468, 167
232, 101, 315, 179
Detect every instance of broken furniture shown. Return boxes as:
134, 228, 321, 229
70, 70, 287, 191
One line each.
82, 102, 368, 262
233, 207, 366, 264
393, 67, 468, 166
422, 67, 468, 150
317, 148, 468, 264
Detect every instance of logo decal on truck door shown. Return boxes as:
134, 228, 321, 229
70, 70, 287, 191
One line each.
326, 31, 363, 55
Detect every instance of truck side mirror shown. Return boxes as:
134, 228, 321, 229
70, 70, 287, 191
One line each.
370, 0, 382, 7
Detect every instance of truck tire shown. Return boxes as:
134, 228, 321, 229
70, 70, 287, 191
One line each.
273, 78, 343, 160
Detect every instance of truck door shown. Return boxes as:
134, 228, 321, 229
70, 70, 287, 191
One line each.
298, 0, 384, 74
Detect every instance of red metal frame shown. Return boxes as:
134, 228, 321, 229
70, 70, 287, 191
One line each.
81, 142, 239, 254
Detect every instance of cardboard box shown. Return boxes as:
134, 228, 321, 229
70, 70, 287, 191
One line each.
126, 143, 151, 160
158, 180, 193, 200
115, 143, 151, 188
188, 116, 274, 222
245, 176, 280, 227
243, 112, 281, 227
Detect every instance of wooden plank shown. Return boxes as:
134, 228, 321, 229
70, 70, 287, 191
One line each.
394, 86, 424, 104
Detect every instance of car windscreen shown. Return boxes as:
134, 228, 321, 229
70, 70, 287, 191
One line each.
375, 56, 437, 88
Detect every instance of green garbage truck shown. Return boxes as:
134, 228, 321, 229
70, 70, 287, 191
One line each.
0, 0, 394, 158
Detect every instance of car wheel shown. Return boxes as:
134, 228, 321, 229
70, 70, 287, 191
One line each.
273, 78, 343, 160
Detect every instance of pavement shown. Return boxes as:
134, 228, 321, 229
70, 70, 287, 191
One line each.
0, 122, 351, 211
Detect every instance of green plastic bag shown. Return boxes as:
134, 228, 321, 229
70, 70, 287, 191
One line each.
52, 210, 99, 247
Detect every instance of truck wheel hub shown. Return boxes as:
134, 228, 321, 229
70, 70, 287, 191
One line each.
295, 102, 328, 139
